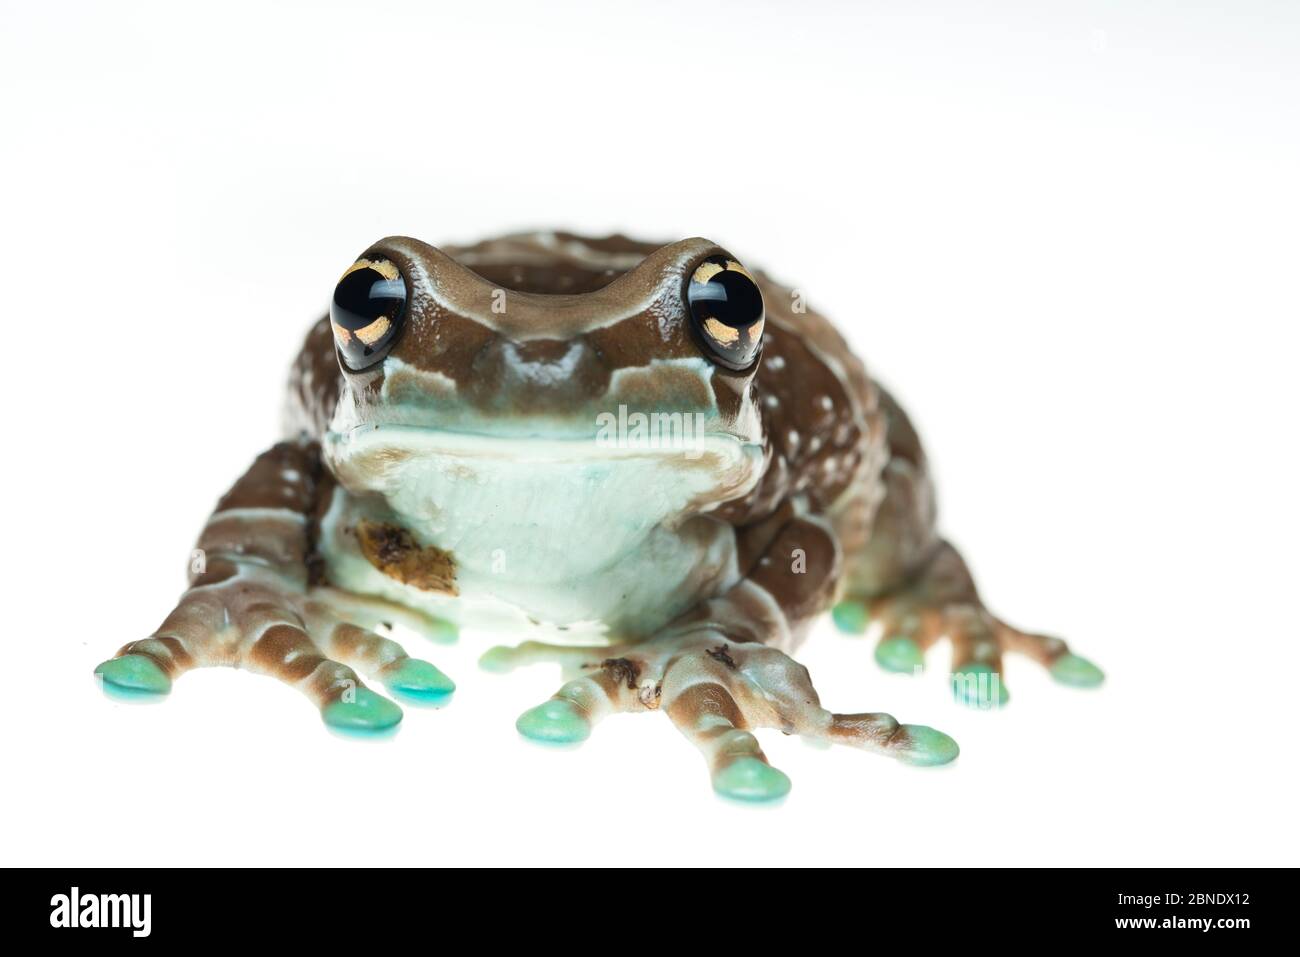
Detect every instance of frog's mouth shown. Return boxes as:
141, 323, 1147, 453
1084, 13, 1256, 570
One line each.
322, 423, 762, 582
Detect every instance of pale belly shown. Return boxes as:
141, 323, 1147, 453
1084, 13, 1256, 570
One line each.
317, 487, 741, 641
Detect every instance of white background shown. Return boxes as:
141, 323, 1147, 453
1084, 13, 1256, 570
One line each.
2, 0, 1297, 867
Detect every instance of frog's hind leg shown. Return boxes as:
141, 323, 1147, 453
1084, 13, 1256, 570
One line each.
834, 541, 1105, 707
831, 389, 1103, 707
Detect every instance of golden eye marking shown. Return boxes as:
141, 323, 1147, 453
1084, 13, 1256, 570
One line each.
692, 260, 725, 284
686, 252, 764, 370
353, 316, 392, 346
332, 254, 407, 370
339, 257, 401, 283
691, 259, 755, 286
724, 259, 755, 283
703, 317, 741, 344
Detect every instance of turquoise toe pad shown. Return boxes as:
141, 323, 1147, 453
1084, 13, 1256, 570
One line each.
477, 646, 515, 674
875, 635, 924, 673
516, 699, 590, 744
712, 757, 792, 802
322, 688, 403, 732
424, 618, 459, 644
95, 655, 171, 696
1050, 653, 1105, 688
894, 724, 960, 766
831, 600, 870, 635
952, 661, 1009, 709
384, 658, 455, 704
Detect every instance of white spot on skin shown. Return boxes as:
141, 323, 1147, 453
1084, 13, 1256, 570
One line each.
767, 355, 786, 372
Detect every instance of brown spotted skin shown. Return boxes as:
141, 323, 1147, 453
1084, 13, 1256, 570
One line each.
100, 231, 1097, 797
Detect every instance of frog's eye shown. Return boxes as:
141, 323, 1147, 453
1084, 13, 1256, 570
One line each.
331, 257, 408, 370
685, 255, 765, 370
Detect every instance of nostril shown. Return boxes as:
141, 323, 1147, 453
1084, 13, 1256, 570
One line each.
511, 339, 579, 363
469, 335, 611, 406
505, 339, 588, 382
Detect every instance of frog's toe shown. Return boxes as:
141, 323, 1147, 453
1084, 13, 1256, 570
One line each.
1049, 652, 1105, 688
711, 754, 792, 802
831, 599, 871, 635
892, 724, 960, 766
480, 639, 610, 677
478, 645, 518, 674
516, 698, 592, 744
999, 625, 1105, 691
321, 687, 404, 733
516, 666, 635, 745
662, 676, 794, 802
381, 657, 455, 705
829, 712, 960, 766
951, 661, 1010, 709
307, 613, 458, 715
875, 635, 925, 673
94, 653, 172, 697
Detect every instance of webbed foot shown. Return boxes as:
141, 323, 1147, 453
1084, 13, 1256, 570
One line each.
833, 543, 1104, 708
485, 631, 958, 801
96, 566, 456, 733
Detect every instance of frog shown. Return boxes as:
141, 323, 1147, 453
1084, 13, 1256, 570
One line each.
95, 231, 1104, 801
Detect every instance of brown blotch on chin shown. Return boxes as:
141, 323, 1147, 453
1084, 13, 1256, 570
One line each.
355, 520, 458, 595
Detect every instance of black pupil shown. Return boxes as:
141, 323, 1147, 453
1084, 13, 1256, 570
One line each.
687, 258, 764, 368
332, 267, 405, 333
691, 269, 762, 330
331, 264, 406, 370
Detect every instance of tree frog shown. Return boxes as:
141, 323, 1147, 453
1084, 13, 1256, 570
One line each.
95, 232, 1103, 801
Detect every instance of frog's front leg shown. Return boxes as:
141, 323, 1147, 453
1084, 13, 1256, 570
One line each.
94, 441, 455, 731
486, 514, 959, 801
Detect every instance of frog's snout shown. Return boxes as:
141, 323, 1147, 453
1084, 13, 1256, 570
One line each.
465, 335, 611, 409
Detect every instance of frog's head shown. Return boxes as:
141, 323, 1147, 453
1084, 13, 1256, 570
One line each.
321, 234, 767, 573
